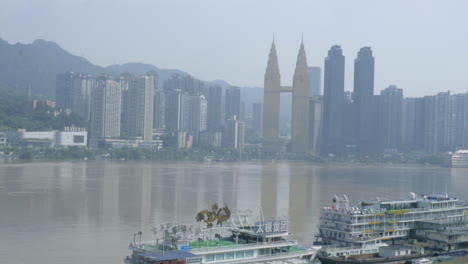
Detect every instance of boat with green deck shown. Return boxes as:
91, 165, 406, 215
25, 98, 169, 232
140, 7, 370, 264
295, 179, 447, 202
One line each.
125, 204, 316, 264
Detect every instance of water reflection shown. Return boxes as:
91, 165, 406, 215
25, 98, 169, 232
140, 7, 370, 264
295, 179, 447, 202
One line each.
0, 161, 467, 264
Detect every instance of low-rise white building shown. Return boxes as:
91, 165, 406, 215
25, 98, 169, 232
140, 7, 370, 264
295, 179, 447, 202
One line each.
449, 150, 468, 168
9, 128, 87, 147
55, 127, 87, 146
0, 132, 6, 146
100, 138, 163, 150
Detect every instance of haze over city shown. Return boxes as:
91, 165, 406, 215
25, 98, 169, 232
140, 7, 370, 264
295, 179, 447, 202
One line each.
3, 1, 468, 264
1, 0, 468, 96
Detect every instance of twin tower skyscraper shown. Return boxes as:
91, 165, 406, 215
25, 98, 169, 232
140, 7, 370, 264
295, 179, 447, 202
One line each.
263, 39, 312, 153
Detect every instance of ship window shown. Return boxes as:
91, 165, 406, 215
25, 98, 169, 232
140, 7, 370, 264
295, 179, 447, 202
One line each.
205, 255, 214, 262
245, 250, 254, 257
215, 254, 224, 260
226, 252, 234, 259
236, 251, 245, 258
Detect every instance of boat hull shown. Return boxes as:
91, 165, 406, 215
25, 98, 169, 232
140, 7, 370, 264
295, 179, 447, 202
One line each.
317, 254, 426, 264
317, 252, 468, 264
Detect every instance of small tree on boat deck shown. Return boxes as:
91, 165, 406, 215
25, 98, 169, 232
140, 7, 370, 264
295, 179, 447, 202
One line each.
196, 203, 231, 229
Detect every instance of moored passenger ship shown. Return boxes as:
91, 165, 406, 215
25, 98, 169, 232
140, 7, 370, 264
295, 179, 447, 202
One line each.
316, 193, 468, 264
125, 204, 316, 264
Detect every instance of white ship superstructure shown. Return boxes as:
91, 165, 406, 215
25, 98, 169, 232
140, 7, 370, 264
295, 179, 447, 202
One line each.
318, 193, 468, 257
126, 208, 316, 264
449, 150, 468, 168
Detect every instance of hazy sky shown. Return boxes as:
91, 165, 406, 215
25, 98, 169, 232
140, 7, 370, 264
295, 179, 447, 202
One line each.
1, 0, 468, 97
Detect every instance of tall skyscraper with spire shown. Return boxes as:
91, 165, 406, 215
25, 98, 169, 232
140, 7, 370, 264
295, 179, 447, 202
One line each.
353, 47, 375, 154
262, 39, 282, 152
291, 41, 311, 153
323, 45, 345, 155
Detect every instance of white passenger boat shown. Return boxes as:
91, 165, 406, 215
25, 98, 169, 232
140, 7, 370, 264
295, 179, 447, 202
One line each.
315, 193, 468, 264
125, 204, 316, 264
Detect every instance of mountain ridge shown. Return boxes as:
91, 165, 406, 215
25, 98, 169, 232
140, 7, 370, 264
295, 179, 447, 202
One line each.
0, 37, 263, 108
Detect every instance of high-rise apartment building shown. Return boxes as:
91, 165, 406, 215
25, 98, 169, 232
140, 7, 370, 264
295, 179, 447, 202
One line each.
164, 89, 182, 132
404, 97, 426, 151
225, 87, 241, 121
119, 72, 133, 137
71, 75, 94, 121
207, 86, 223, 131
435, 91, 452, 151
224, 115, 245, 149
423, 95, 437, 153
179, 93, 193, 132
56, 72, 94, 121
309, 96, 323, 155
239, 101, 245, 121
378, 85, 404, 152
404, 92, 466, 153
323, 45, 345, 155
343, 91, 356, 150
413, 98, 426, 150
127, 75, 154, 140
308, 67, 321, 96
353, 47, 375, 154
238, 119, 245, 150
153, 91, 165, 132
452, 93, 468, 148
164, 74, 204, 95
195, 95, 208, 132
252, 102, 263, 136
56, 72, 75, 110
183, 94, 208, 133
90, 78, 122, 147
404, 98, 417, 148
148, 73, 164, 133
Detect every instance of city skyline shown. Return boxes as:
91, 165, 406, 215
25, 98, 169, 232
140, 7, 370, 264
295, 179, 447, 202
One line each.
51, 40, 468, 155
2, 1, 468, 97
3, 3, 468, 264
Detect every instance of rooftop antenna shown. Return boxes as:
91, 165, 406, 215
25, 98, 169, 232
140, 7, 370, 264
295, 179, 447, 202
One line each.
237, 213, 242, 227
229, 213, 237, 228
151, 227, 158, 249
301, 33, 304, 44
343, 194, 349, 208
260, 206, 265, 222
273, 33, 275, 44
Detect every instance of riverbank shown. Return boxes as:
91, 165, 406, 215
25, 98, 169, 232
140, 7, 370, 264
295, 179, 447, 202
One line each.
0, 145, 450, 167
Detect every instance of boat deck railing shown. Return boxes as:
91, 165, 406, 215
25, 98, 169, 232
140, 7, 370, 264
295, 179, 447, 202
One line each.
133, 240, 299, 254
321, 204, 468, 217
320, 245, 363, 251
217, 248, 316, 264
190, 240, 298, 253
